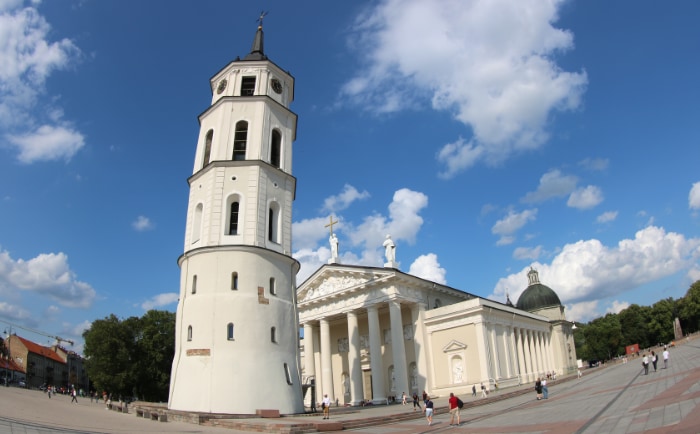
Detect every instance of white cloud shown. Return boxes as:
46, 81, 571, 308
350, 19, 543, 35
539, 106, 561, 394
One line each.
141, 293, 179, 310
0, 2, 83, 163
436, 137, 484, 179
579, 158, 609, 171
689, 182, 700, 210
132, 215, 154, 231
348, 188, 428, 251
408, 253, 446, 284
7, 124, 84, 163
491, 226, 700, 312
0, 249, 95, 308
688, 265, 700, 284
567, 185, 603, 209
294, 188, 429, 281
293, 217, 332, 252
322, 184, 370, 213
491, 209, 537, 245
343, 0, 587, 177
513, 245, 543, 260
521, 169, 578, 203
565, 300, 598, 323
606, 300, 630, 315
0, 301, 36, 325
596, 211, 618, 224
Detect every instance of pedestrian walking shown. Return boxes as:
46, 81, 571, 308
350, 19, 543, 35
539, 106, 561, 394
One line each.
651, 351, 657, 372
321, 394, 331, 419
542, 378, 548, 399
480, 382, 487, 398
71, 387, 78, 403
401, 391, 406, 405
642, 353, 649, 375
535, 378, 543, 400
412, 393, 421, 411
663, 348, 669, 369
424, 396, 434, 426
448, 392, 461, 426
472, 384, 477, 397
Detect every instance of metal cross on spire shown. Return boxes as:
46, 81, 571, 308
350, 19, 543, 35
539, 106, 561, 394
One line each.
257, 11, 268, 27
325, 215, 339, 236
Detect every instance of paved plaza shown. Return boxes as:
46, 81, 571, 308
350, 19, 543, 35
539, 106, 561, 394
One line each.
1, 338, 698, 433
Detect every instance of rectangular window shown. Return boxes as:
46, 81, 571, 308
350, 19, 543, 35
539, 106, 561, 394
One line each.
240, 76, 256, 96
192, 275, 197, 294
229, 202, 240, 235
284, 363, 293, 385
231, 272, 238, 290
233, 121, 248, 161
227, 323, 234, 341
269, 277, 276, 295
271, 327, 277, 343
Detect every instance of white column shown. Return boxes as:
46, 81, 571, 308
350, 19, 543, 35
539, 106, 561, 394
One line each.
489, 324, 500, 379
546, 332, 555, 374
346, 311, 363, 406
367, 305, 386, 403
535, 331, 544, 378
303, 322, 316, 383
537, 331, 546, 375
312, 325, 323, 395
515, 328, 527, 384
527, 330, 537, 382
410, 303, 428, 393
319, 318, 334, 401
389, 300, 409, 399
503, 326, 513, 378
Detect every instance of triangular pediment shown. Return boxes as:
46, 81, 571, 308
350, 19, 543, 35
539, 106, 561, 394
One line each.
297, 264, 395, 303
442, 339, 467, 353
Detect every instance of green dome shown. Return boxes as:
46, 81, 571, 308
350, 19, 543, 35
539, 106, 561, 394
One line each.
516, 268, 562, 311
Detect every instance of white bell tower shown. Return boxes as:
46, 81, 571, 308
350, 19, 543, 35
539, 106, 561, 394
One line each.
168, 20, 304, 415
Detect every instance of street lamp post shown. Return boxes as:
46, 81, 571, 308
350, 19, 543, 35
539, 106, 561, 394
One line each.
3, 328, 12, 386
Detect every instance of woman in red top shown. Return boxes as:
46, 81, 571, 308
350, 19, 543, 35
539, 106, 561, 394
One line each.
448, 392, 461, 426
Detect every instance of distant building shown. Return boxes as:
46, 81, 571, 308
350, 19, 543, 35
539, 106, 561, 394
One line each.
4, 335, 88, 390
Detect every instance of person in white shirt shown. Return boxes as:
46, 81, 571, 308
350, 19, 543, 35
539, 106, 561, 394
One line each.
663, 349, 670, 369
322, 394, 331, 419
642, 353, 649, 375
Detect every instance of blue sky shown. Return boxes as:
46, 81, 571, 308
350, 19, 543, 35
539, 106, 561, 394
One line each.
1, 0, 699, 353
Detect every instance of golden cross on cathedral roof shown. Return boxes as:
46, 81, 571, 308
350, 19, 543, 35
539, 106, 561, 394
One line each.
324, 215, 339, 236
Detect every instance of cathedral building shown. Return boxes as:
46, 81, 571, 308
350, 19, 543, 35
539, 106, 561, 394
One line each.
298, 264, 576, 405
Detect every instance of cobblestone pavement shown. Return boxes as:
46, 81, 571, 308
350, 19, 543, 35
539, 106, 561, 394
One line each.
1, 338, 698, 433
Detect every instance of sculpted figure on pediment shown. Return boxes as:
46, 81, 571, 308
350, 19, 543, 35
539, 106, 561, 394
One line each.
316, 275, 366, 296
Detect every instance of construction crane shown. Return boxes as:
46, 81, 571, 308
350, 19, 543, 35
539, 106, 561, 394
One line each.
0, 319, 74, 347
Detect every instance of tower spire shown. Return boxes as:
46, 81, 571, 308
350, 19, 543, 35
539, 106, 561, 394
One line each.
244, 11, 267, 61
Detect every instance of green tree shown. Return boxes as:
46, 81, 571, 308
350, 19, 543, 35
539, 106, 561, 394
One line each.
618, 304, 651, 349
584, 313, 623, 361
83, 314, 137, 397
132, 310, 175, 402
648, 298, 676, 345
83, 310, 175, 401
679, 280, 700, 334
